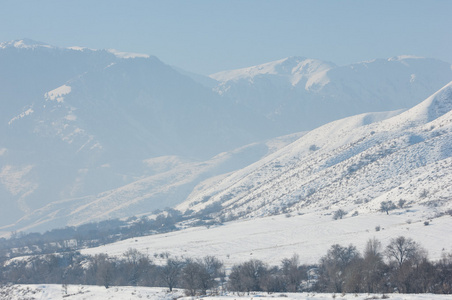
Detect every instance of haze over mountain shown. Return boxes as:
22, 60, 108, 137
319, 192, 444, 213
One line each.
0, 39, 451, 233
211, 56, 452, 132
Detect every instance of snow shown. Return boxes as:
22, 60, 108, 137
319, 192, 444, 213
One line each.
3, 284, 450, 300
2, 39, 452, 235
210, 56, 334, 90
66, 46, 92, 51
107, 49, 150, 59
82, 210, 452, 268
388, 55, 425, 61
2, 284, 451, 300
8, 108, 34, 125
77, 81, 450, 269
0, 39, 52, 49
0, 165, 35, 197
0, 285, 184, 300
44, 84, 72, 103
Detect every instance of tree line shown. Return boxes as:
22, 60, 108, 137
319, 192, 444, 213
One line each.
0, 207, 224, 261
1, 236, 451, 296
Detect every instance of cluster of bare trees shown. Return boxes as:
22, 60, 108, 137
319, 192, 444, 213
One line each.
228, 254, 312, 294
316, 237, 452, 294
1, 236, 451, 296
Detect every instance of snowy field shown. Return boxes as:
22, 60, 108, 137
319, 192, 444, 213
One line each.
82, 208, 452, 268
1, 284, 451, 300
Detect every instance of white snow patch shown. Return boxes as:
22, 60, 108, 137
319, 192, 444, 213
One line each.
388, 55, 424, 61
107, 49, 149, 59
0, 165, 34, 196
65, 114, 77, 121
8, 108, 34, 125
0, 39, 52, 49
44, 85, 72, 103
210, 57, 334, 88
66, 46, 90, 51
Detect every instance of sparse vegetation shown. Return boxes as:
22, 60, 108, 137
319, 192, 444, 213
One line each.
309, 144, 319, 151
380, 201, 396, 215
398, 199, 406, 208
333, 209, 347, 220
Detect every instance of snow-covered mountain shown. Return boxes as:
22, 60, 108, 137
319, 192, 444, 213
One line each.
1, 39, 451, 233
211, 56, 452, 133
178, 81, 452, 222
82, 82, 452, 268
0, 39, 277, 233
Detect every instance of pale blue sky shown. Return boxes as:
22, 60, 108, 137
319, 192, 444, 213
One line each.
1, 0, 451, 75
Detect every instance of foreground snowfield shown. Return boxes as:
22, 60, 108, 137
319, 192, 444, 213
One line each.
82, 209, 452, 267
2, 284, 451, 300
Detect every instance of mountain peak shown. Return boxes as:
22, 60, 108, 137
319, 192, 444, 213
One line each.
0, 38, 53, 49
210, 56, 334, 85
388, 55, 425, 62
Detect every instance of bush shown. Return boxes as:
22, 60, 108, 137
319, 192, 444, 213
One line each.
333, 209, 346, 220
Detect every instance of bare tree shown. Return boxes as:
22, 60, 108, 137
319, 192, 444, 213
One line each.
281, 254, 303, 292
380, 201, 396, 215
228, 259, 267, 294
317, 244, 361, 293
385, 236, 421, 267
361, 238, 385, 293
160, 258, 182, 292
94, 254, 115, 288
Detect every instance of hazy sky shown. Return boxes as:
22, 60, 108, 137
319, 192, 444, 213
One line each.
1, 0, 451, 75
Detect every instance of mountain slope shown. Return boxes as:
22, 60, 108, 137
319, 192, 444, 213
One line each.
1, 39, 451, 234
78, 83, 452, 267
177, 81, 452, 221
0, 40, 276, 232
211, 56, 452, 133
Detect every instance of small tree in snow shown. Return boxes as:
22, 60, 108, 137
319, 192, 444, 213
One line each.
333, 209, 346, 220
380, 201, 396, 215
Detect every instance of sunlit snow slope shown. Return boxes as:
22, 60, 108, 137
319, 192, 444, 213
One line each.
179, 82, 452, 221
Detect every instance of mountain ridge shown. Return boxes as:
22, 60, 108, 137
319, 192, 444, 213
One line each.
1, 39, 451, 233
177, 81, 452, 221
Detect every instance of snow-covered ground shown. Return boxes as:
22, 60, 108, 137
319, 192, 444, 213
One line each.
1, 284, 451, 300
82, 209, 452, 268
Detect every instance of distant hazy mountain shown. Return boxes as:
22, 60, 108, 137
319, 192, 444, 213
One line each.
1, 39, 451, 233
0, 40, 278, 232
211, 56, 452, 133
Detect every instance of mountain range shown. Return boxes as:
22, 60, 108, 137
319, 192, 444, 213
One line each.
0, 39, 451, 234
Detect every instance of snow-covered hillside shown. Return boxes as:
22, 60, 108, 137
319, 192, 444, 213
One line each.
7, 133, 303, 233
0, 39, 276, 233
81, 83, 452, 268
179, 82, 452, 222
1, 38, 451, 233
